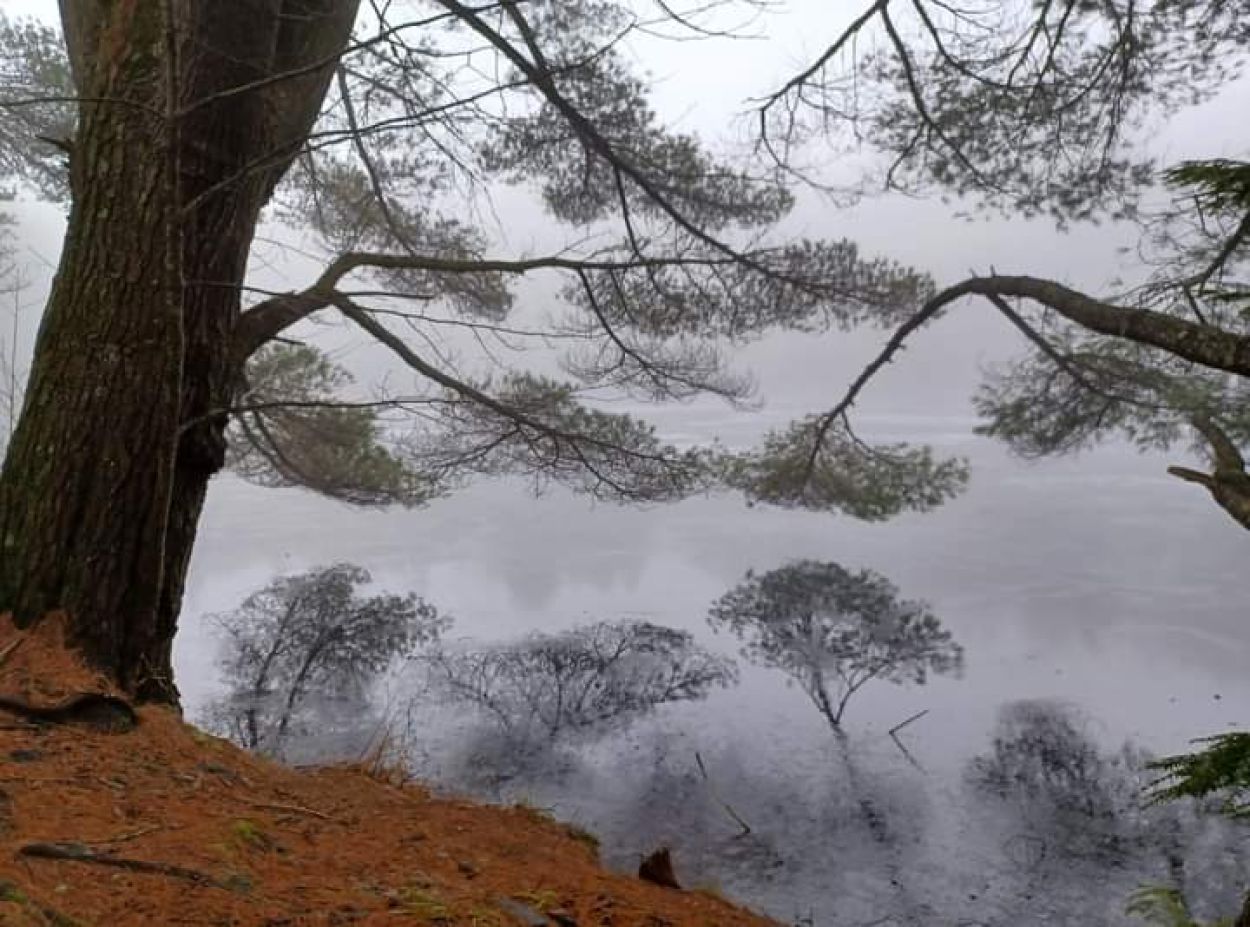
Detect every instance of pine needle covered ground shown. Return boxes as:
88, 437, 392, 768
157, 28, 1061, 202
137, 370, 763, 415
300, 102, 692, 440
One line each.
0, 615, 775, 927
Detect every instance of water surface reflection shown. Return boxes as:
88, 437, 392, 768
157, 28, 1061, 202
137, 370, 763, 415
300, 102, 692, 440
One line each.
182, 418, 1250, 923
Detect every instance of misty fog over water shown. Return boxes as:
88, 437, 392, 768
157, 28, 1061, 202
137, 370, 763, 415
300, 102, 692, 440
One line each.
181, 409, 1250, 926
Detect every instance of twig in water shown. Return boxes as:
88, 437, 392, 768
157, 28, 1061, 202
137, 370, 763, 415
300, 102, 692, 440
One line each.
888, 709, 929, 737
888, 709, 930, 772
695, 751, 752, 838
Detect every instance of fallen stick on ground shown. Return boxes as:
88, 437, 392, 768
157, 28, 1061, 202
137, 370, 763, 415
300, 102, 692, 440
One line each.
250, 800, 335, 822
0, 637, 25, 670
98, 824, 168, 844
19, 842, 225, 888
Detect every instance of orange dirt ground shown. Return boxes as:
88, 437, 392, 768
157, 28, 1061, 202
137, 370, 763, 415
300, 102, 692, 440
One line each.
0, 615, 778, 926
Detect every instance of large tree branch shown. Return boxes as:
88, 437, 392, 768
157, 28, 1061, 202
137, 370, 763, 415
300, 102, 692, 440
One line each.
823, 275, 1250, 433
807, 271, 1250, 529
232, 249, 750, 361
1167, 416, 1250, 531
1189, 415, 1247, 473
802, 273, 1250, 489
965, 276, 1250, 376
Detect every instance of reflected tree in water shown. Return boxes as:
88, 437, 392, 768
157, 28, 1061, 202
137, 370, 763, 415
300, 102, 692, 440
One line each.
202, 564, 447, 756
970, 699, 1115, 818
968, 700, 1249, 923
426, 620, 737, 750
969, 699, 1172, 872
607, 728, 934, 924
708, 560, 962, 732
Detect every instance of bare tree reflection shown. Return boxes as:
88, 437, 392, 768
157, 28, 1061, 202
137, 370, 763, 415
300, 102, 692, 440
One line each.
426, 620, 737, 758
607, 728, 933, 923
966, 700, 1249, 922
970, 699, 1114, 818
201, 564, 448, 757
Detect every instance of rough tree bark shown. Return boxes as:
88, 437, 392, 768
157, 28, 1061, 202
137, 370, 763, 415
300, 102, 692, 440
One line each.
1167, 417, 1250, 531
155, 0, 359, 704
0, 0, 184, 700
0, 0, 359, 703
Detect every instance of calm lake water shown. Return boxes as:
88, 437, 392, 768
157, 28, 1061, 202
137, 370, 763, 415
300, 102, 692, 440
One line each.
180, 410, 1250, 925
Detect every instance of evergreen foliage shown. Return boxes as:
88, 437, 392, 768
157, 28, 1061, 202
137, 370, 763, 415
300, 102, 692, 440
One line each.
1147, 732, 1250, 818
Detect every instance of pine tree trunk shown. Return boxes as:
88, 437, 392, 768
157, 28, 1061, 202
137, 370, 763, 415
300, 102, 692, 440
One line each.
0, 1, 183, 698
149, 226, 259, 703
0, 1, 359, 703
148, 0, 361, 702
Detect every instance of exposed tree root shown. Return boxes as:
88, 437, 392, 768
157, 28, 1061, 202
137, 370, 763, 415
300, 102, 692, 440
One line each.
0, 693, 137, 733
18, 842, 225, 889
